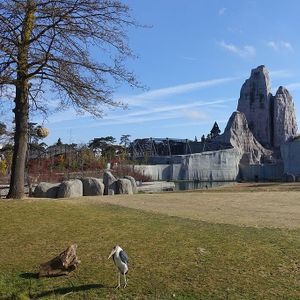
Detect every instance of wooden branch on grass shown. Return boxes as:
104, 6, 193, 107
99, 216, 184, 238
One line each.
39, 244, 80, 278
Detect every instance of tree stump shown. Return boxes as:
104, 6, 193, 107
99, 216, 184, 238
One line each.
39, 244, 80, 277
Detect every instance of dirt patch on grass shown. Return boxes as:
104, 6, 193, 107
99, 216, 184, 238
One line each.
78, 183, 300, 229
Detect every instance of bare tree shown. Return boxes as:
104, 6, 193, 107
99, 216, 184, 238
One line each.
0, 0, 139, 198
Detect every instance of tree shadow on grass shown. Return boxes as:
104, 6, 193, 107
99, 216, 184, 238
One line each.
34, 283, 105, 298
19, 273, 108, 298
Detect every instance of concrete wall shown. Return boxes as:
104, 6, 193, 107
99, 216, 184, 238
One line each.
132, 148, 241, 181
281, 140, 300, 175
239, 163, 284, 181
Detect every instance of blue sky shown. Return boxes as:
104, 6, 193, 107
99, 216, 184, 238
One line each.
35, 0, 300, 145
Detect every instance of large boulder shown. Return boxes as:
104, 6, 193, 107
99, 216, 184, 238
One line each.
81, 177, 104, 196
116, 178, 133, 195
124, 176, 138, 193
273, 86, 298, 148
107, 181, 117, 195
33, 182, 60, 198
103, 171, 117, 195
57, 179, 83, 198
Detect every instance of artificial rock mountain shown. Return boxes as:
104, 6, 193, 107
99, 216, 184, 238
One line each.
215, 111, 272, 164
237, 65, 297, 149
216, 65, 297, 164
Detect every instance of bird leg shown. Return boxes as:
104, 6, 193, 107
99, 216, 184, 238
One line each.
123, 274, 127, 288
115, 272, 121, 289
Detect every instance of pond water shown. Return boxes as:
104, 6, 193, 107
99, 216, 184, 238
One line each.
174, 181, 234, 191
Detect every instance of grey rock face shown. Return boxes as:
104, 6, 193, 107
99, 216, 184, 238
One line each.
237, 65, 272, 147
116, 178, 133, 194
33, 182, 60, 198
237, 65, 298, 149
282, 173, 295, 182
273, 86, 298, 147
57, 179, 83, 198
81, 177, 104, 196
215, 111, 272, 164
124, 176, 138, 193
281, 140, 300, 175
132, 148, 241, 181
103, 170, 117, 195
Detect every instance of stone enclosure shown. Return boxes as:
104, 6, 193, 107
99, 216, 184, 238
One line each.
33, 65, 300, 192
130, 65, 299, 182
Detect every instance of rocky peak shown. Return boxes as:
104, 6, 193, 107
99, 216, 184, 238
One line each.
237, 65, 272, 147
215, 111, 272, 164
272, 86, 298, 147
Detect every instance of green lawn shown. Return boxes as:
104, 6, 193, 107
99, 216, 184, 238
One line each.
0, 198, 299, 299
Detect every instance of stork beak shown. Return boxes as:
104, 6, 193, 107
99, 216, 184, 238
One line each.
108, 249, 116, 259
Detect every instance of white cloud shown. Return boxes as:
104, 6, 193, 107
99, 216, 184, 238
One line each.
218, 41, 256, 58
161, 119, 228, 129
285, 82, 300, 91
218, 8, 226, 16
49, 98, 235, 129
182, 110, 209, 120
267, 40, 294, 51
121, 77, 239, 106
267, 41, 278, 51
269, 69, 293, 79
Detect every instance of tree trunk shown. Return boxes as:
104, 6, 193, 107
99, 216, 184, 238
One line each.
7, 0, 35, 199
39, 244, 80, 277
7, 82, 29, 199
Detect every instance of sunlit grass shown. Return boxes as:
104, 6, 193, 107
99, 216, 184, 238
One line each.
0, 198, 299, 299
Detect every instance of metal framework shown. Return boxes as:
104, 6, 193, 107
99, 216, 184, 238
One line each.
129, 137, 233, 159
129, 138, 192, 158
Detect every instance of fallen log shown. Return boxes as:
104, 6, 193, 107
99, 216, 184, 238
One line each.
39, 244, 80, 278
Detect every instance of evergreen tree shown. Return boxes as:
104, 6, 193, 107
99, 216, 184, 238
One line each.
210, 122, 221, 139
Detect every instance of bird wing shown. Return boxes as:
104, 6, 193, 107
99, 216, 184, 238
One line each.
119, 250, 128, 264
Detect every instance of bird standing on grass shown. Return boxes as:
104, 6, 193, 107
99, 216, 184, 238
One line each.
108, 245, 129, 288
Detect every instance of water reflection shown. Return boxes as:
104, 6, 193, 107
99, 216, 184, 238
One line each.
174, 181, 233, 191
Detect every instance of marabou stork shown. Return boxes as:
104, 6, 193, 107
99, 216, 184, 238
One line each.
108, 245, 129, 288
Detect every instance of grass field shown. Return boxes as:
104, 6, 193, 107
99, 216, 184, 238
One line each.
0, 183, 299, 299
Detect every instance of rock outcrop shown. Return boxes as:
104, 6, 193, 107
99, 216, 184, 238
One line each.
81, 177, 104, 196
237, 65, 272, 147
215, 111, 272, 164
57, 179, 83, 198
237, 65, 297, 149
273, 86, 298, 147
